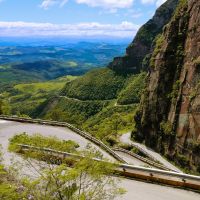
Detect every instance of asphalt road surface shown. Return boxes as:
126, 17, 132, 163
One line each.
0, 120, 199, 200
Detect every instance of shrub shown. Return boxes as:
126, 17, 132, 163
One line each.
160, 121, 173, 135
9, 133, 79, 153
175, 153, 189, 168
167, 80, 181, 104
150, 34, 165, 68
117, 72, 146, 105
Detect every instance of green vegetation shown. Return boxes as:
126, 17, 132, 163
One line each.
118, 72, 146, 105
136, 22, 157, 46
0, 99, 11, 115
129, 0, 178, 56
0, 145, 26, 199
194, 56, 200, 67
175, 152, 190, 171
0, 145, 125, 200
83, 105, 137, 143
0, 76, 76, 116
193, 143, 200, 155
150, 34, 165, 68
42, 99, 137, 143
160, 121, 174, 135
173, 0, 188, 19
0, 70, 42, 91
9, 133, 79, 153
0, 65, 11, 70
168, 80, 181, 103
14, 78, 71, 93
189, 79, 200, 101
62, 68, 127, 100
67, 61, 78, 67
37, 69, 146, 141
187, 140, 200, 155
1, 55, 146, 148
9, 133, 80, 166
0, 166, 26, 200
1, 67, 144, 142
22, 157, 124, 200
0, 43, 127, 91
44, 98, 108, 126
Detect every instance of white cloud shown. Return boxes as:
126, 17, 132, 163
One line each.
40, 0, 134, 9
141, 0, 154, 4
76, 0, 134, 9
155, 0, 166, 7
60, 0, 68, 7
0, 21, 140, 38
39, 0, 134, 13
141, 0, 166, 7
39, 0, 166, 12
40, 0, 68, 9
40, 0, 56, 9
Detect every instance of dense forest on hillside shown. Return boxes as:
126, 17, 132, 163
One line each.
0, 66, 146, 145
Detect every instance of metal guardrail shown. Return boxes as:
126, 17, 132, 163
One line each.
18, 144, 104, 162
119, 163, 200, 191
2, 116, 200, 191
113, 147, 174, 171
18, 144, 200, 191
0, 115, 126, 163
129, 143, 158, 162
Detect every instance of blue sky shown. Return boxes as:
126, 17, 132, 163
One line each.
0, 0, 167, 38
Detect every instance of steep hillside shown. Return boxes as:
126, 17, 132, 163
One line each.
60, 68, 127, 100
134, 0, 200, 173
108, 0, 178, 73
36, 68, 146, 142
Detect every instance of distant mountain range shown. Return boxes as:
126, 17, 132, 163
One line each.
0, 42, 128, 87
0, 37, 131, 46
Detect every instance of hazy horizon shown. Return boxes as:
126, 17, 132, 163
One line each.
0, 36, 132, 46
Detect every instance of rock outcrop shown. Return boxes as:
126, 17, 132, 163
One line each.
134, 0, 200, 173
108, 0, 178, 73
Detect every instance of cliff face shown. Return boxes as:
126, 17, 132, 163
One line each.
108, 0, 178, 73
135, 0, 200, 173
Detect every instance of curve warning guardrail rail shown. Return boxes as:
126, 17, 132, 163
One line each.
0, 115, 126, 163
18, 144, 200, 191
113, 147, 174, 172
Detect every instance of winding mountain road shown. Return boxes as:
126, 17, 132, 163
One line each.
120, 132, 182, 172
0, 120, 199, 200
0, 119, 115, 163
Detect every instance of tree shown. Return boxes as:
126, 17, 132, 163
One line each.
23, 149, 125, 200
0, 99, 10, 115
0, 100, 3, 115
1, 145, 125, 200
0, 145, 26, 200
111, 113, 125, 136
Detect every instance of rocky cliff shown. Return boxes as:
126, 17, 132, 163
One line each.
134, 0, 200, 173
108, 0, 178, 73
